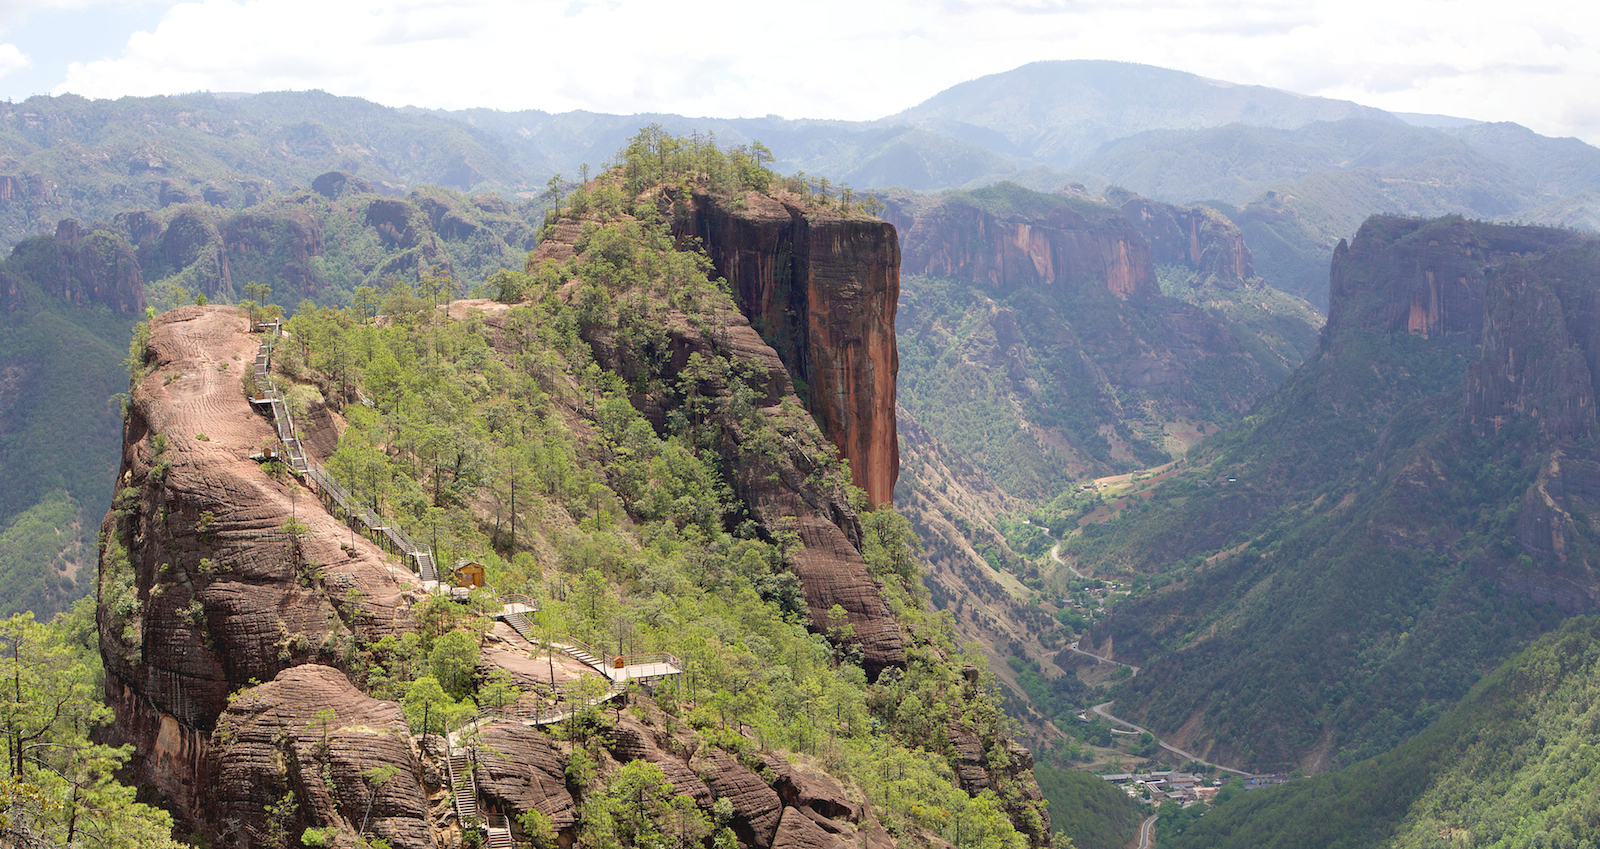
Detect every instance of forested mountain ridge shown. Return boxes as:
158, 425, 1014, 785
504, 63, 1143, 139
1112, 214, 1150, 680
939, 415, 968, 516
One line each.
1167, 615, 1600, 849
95, 134, 1053, 847
1073, 215, 1600, 772
2, 60, 1597, 288
5, 61, 1600, 846
0, 177, 541, 621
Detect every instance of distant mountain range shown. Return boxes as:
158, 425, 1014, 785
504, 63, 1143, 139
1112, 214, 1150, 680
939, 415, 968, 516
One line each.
3, 60, 1596, 313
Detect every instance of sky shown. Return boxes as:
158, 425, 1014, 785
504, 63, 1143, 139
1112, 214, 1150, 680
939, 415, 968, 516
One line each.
0, 0, 1597, 145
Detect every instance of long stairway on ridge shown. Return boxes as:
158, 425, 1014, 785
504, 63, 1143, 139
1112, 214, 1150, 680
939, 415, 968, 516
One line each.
250, 321, 440, 585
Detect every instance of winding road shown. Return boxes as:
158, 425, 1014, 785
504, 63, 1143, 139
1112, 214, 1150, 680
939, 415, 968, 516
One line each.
1051, 539, 1250, 777
1089, 700, 1250, 777
1137, 813, 1158, 849
1050, 541, 1085, 579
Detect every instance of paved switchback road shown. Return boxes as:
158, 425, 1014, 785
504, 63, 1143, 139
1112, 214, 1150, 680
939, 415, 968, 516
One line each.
1090, 701, 1251, 777
1050, 542, 1084, 579
1137, 813, 1158, 849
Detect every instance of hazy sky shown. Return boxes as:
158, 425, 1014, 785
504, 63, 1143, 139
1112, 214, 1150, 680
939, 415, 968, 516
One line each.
1, 0, 1597, 144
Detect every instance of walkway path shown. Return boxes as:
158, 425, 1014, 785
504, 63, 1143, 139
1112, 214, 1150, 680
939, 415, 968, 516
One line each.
250, 322, 440, 585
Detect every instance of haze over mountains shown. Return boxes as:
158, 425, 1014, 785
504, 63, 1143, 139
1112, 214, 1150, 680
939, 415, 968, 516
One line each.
5, 60, 1597, 316
9, 56, 1600, 848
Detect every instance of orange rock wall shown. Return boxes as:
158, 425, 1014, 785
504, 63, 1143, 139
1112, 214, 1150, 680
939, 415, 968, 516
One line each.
674, 192, 901, 506
899, 201, 1160, 301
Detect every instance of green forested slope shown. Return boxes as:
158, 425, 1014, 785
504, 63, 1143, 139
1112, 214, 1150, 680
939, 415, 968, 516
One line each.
1072, 217, 1600, 772
0, 91, 528, 245
1169, 615, 1600, 849
0, 273, 133, 617
1033, 765, 1144, 849
222, 134, 1054, 846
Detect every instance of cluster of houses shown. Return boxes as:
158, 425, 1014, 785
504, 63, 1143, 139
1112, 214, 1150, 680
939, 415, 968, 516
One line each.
1100, 771, 1289, 806
1100, 771, 1217, 805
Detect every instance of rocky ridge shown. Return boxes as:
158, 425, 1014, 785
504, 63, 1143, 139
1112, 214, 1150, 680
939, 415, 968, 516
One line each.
670, 188, 901, 507
99, 306, 422, 831
99, 176, 1047, 844
530, 202, 908, 676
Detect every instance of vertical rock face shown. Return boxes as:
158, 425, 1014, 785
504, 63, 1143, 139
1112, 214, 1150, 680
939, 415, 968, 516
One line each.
672, 191, 901, 506
1466, 245, 1600, 441
160, 207, 233, 298
1324, 215, 1583, 343
534, 204, 907, 675
2, 219, 146, 313
1111, 190, 1255, 285
898, 195, 1160, 301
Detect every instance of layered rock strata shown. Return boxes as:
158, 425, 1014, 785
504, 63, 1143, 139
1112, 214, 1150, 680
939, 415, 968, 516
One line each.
897, 194, 1159, 301
1110, 189, 1256, 285
671, 190, 901, 506
209, 665, 432, 848
98, 306, 421, 827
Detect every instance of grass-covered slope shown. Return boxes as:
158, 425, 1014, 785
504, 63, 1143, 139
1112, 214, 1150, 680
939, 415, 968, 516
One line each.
1168, 615, 1600, 849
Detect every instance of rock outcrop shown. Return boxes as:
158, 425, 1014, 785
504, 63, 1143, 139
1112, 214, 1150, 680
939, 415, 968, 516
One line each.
160, 207, 233, 298
897, 188, 1159, 301
312, 170, 375, 199
98, 306, 419, 827
694, 749, 785, 847
224, 211, 324, 297
473, 722, 579, 831
2, 219, 146, 313
506, 213, 910, 676
1324, 215, 1582, 343
209, 665, 432, 848
534, 188, 908, 675
672, 190, 901, 506
1110, 188, 1255, 286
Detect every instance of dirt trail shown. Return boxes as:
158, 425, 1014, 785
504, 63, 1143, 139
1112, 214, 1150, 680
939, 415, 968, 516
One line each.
140, 306, 422, 596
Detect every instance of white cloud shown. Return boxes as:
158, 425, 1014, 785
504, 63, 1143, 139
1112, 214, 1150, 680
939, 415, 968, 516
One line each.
39, 0, 1600, 145
0, 43, 28, 76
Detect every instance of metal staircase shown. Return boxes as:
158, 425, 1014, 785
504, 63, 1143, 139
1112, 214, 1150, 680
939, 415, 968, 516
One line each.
503, 611, 536, 642
555, 639, 606, 674
495, 594, 540, 643
484, 814, 515, 849
447, 752, 477, 821
250, 322, 439, 585
449, 751, 515, 847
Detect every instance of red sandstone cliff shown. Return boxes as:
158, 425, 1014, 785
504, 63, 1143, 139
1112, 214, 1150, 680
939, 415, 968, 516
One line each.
671, 190, 900, 507
1109, 189, 1255, 286
897, 194, 1160, 301
98, 306, 422, 831
530, 207, 908, 675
